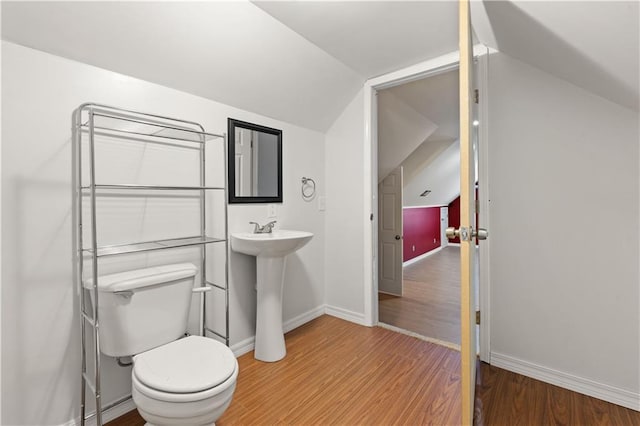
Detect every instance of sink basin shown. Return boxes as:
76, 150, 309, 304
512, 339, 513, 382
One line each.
231, 230, 313, 258
230, 229, 313, 362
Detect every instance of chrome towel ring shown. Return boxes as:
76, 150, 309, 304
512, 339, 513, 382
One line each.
301, 177, 316, 200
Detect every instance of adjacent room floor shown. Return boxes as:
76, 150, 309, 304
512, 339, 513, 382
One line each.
378, 245, 461, 346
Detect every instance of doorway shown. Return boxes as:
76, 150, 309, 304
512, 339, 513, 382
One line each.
364, 47, 490, 361
375, 67, 463, 348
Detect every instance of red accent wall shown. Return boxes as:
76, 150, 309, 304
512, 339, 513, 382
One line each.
448, 189, 479, 244
403, 207, 441, 262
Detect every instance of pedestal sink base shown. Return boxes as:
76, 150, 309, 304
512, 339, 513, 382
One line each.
230, 230, 313, 363
254, 257, 286, 362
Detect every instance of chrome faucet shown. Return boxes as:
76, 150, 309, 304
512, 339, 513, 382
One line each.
249, 220, 277, 234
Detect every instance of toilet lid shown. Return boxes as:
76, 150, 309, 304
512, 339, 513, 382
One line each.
133, 336, 236, 393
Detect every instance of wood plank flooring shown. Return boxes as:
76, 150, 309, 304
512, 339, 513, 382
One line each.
108, 315, 640, 426
475, 361, 640, 426
378, 246, 460, 345
107, 315, 462, 425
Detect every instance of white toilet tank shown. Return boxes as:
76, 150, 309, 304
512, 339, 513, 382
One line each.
83, 263, 198, 357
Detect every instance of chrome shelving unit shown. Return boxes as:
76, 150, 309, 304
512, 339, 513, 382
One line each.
73, 104, 229, 425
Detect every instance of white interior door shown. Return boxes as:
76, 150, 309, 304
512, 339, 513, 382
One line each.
458, 1, 481, 424
378, 167, 403, 296
234, 127, 253, 196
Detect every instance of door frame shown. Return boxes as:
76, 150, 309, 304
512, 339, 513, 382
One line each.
363, 46, 492, 362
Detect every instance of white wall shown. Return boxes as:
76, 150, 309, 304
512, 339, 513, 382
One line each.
325, 49, 640, 410
377, 90, 437, 182
487, 52, 639, 407
403, 139, 460, 207
324, 88, 366, 322
1, 41, 325, 425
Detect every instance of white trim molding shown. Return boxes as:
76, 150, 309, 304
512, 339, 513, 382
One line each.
325, 304, 368, 326
403, 204, 447, 209
363, 44, 493, 330
491, 352, 640, 411
231, 305, 326, 357
231, 336, 256, 358
364, 49, 463, 330
284, 306, 326, 333
62, 398, 136, 426
403, 246, 444, 266
477, 47, 492, 364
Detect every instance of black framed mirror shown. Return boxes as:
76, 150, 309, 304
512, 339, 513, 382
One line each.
227, 118, 282, 203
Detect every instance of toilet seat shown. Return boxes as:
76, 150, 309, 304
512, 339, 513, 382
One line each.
132, 354, 238, 423
132, 366, 237, 404
133, 335, 237, 397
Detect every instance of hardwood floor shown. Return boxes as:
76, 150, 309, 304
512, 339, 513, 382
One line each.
108, 315, 640, 426
107, 315, 462, 425
378, 246, 461, 346
475, 361, 640, 426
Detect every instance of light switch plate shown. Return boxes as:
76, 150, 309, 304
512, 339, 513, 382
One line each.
267, 204, 277, 218
318, 196, 326, 211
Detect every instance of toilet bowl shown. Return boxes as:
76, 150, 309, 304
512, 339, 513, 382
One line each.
131, 335, 238, 426
86, 263, 239, 423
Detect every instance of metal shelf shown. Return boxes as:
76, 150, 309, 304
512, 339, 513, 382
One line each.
84, 236, 225, 257
81, 184, 225, 191
79, 109, 224, 144
74, 103, 229, 426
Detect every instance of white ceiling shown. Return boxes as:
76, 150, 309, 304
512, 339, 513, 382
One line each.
471, 0, 639, 111
401, 138, 455, 185
0, 1, 459, 132
1, 1, 637, 134
254, 1, 458, 78
387, 69, 459, 141
377, 89, 438, 182
0, 1, 364, 132
377, 68, 459, 205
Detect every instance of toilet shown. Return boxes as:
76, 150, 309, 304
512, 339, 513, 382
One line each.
85, 263, 238, 425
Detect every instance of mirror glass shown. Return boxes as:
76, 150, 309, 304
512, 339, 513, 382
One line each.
227, 118, 282, 203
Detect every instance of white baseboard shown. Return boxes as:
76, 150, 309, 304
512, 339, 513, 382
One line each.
325, 304, 368, 326
230, 305, 326, 357
403, 246, 443, 266
62, 398, 136, 426
491, 352, 640, 411
447, 242, 461, 247
230, 335, 255, 357
284, 305, 326, 333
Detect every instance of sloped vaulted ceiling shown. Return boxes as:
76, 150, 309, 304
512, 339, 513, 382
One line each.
1, 1, 462, 132
2, 1, 637, 130
471, 0, 639, 111
254, 1, 458, 78
0, 1, 363, 132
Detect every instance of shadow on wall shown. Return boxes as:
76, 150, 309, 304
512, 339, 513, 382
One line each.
5, 171, 80, 424
483, 0, 638, 110
282, 252, 315, 319
228, 251, 258, 341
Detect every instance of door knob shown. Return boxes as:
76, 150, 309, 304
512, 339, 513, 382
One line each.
446, 227, 489, 241
445, 227, 459, 239
474, 228, 488, 240
395, 235, 401, 240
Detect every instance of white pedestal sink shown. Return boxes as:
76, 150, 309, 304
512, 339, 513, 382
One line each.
230, 230, 313, 362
